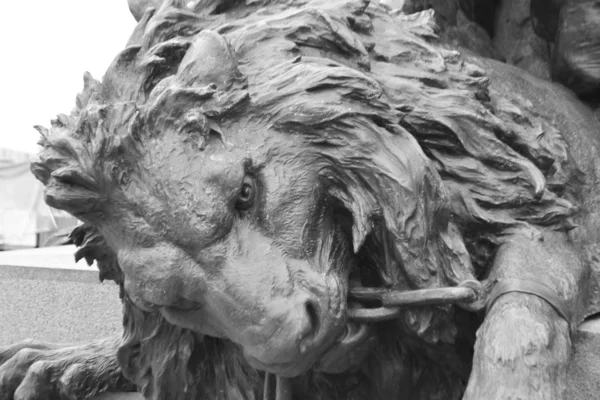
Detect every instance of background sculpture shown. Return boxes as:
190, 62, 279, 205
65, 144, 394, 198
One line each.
1, 0, 600, 399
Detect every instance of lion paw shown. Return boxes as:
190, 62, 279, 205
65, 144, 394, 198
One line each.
0, 338, 133, 400
464, 293, 570, 400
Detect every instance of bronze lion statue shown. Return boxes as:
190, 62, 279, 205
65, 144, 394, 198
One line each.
2, 0, 600, 399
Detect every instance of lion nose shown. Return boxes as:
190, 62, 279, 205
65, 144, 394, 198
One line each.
296, 294, 328, 352
301, 297, 321, 339
279, 293, 322, 344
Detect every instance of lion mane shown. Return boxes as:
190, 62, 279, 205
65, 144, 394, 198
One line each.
31, 0, 578, 398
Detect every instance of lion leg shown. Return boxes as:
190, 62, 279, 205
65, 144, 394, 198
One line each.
464, 293, 570, 399
464, 230, 586, 400
0, 336, 135, 400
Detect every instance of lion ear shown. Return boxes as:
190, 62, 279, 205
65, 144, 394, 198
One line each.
177, 30, 238, 90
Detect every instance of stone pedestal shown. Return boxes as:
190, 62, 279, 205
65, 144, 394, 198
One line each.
0, 246, 141, 399
0, 246, 122, 344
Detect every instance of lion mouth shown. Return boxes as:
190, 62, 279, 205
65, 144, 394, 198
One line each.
245, 355, 315, 377
313, 321, 372, 373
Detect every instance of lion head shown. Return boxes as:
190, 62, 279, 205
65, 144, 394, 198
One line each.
32, 0, 577, 398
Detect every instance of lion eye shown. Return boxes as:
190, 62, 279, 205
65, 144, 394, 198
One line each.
236, 176, 255, 210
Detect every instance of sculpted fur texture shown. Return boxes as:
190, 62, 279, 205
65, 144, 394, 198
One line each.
11, 0, 600, 399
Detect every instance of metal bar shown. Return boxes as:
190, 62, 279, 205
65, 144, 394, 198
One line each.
347, 287, 387, 301
381, 286, 476, 307
347, 306, 402, 323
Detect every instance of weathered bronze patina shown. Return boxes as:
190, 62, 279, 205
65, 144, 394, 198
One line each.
2, 0, 600, 399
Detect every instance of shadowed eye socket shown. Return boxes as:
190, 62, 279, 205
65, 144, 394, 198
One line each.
235, 176, 256, 211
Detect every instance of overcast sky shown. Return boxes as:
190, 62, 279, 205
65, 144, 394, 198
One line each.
0, 1, 136, 154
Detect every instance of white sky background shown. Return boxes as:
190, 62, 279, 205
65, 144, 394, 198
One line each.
0, 1, 137, 154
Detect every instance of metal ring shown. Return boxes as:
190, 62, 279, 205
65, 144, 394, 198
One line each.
457, 279, 487, 311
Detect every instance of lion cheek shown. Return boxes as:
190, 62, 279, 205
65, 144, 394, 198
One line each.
122, 273, 182, 310
122, 277, 158, 312
159, 307, 228, 338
